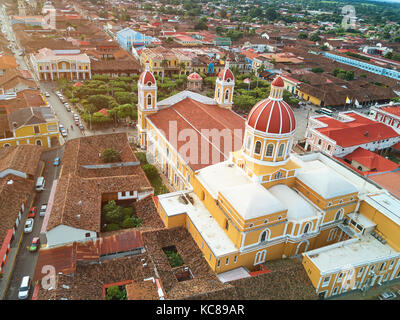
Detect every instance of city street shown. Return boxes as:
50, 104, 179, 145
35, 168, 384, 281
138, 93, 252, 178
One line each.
4, 147, 63, 300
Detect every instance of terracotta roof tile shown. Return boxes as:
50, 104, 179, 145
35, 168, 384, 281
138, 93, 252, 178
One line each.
148, 97, 245, 170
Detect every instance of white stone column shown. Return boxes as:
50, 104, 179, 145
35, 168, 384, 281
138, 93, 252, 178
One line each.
47, 136, 51, 148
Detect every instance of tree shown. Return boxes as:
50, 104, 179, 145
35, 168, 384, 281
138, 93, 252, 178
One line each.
265, 8, 278, 21
161, 59, 169, 83
194, 20, 208, 30
310, 33, 321, 42
102, 148, 121, 163
311, 67, 324, 73
298, 32, 308, 39
142, 164, 159, 180
114, 92, 132, 104
178, 62, 186, 78
102, 200, 124, 225
117, 104, 134, 119
105, 286, 127, 300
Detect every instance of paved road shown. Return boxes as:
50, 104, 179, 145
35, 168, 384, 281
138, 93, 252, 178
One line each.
4, 148, 63, 300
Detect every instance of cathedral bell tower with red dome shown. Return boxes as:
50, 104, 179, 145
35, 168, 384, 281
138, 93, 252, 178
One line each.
137, 61, 158, 149
232, 76, 299, 185
214, 59, 235, 109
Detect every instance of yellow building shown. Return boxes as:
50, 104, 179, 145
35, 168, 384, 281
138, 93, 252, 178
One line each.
30, 48, 91, 81
140, 47, 192, 78
0, 106, 61, 148
137, 66, 400, 297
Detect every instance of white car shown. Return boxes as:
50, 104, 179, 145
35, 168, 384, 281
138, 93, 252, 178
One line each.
61, 129, 67, 137
39, 204, 47, 217
73, 114, 79, 120
24, 218, 34, 233
18, 276, 31, 300
45, 92, 50, 97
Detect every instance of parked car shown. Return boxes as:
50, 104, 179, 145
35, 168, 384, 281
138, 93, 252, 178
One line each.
53, 157, 60, 166
65, 106, 71, 112
45, 92, 50, 97
39, 203, 47, 217
79, 123, 84, 131
18, 276, 31, 300
27, 207, 37, 218
61, 129, 67, 137
35, 176, 45, 191
29, 237, 40, 252
24, 218, 34, 233
59, 124, 64, 131
73, 113, 79, 120
378, 290, 396, 300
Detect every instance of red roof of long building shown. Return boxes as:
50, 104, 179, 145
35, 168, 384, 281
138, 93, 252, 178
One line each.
381, 106, 400, 117
315, 113, 399, 147
148, 97, 245, 171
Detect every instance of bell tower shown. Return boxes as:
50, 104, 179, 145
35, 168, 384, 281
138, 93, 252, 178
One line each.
214, 59, 235, 109
137, 61, 158, 149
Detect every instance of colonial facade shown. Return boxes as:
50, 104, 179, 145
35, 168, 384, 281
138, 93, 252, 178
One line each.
0, 106, 61, 148
137, 66, 400, 298
30, 48, 91, 81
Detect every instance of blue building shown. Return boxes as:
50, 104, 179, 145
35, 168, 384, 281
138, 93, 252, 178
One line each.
116, 28, 157, 52
323, 52, 400, 81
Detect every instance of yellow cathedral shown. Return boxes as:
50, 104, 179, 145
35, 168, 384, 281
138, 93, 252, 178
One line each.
137, 63, 400, 298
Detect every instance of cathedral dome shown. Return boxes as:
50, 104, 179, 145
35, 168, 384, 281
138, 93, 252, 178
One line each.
217, 68, 234, 82
139, 61, 156, 86
246, 76, 295, 135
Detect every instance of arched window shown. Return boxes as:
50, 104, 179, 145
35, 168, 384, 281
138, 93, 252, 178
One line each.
217, 88, 220, 98
304, 223, 310, 234
265, 143, 274, 157
274, 171, 283, 179
260, 230, 269, 242
3, 143, 10, 147
225, 89, 230, 101
35, 140, 42, 146
335, 209, 343, 221
278, 144, 285, 157
147, 94, 152, 107
254, 141, 262, 154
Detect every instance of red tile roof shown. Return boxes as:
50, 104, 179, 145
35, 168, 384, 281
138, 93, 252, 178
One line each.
315, 113, 399, 148
344, 147, 399, 172
148, 97, 245, 171
381, 106, 400, 117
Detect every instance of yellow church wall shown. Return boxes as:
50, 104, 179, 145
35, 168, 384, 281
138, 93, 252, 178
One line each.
243, 221, 286, 247
323, 202, 357, 224
191, 174, 243, 248
302, 255, 321, 288
359, 201, 400, 251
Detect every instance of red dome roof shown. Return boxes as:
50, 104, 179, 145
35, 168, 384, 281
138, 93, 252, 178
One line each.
139, 70, 156, 86
188, 72, 203, 81
247, 99, 295, 134
217, 68, 234, 81
271, 76, 284, 87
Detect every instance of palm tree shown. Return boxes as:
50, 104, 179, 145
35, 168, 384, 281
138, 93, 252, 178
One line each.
256, 64, 265, 88
161, 59, 169, 83
178, 62, 186, 78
